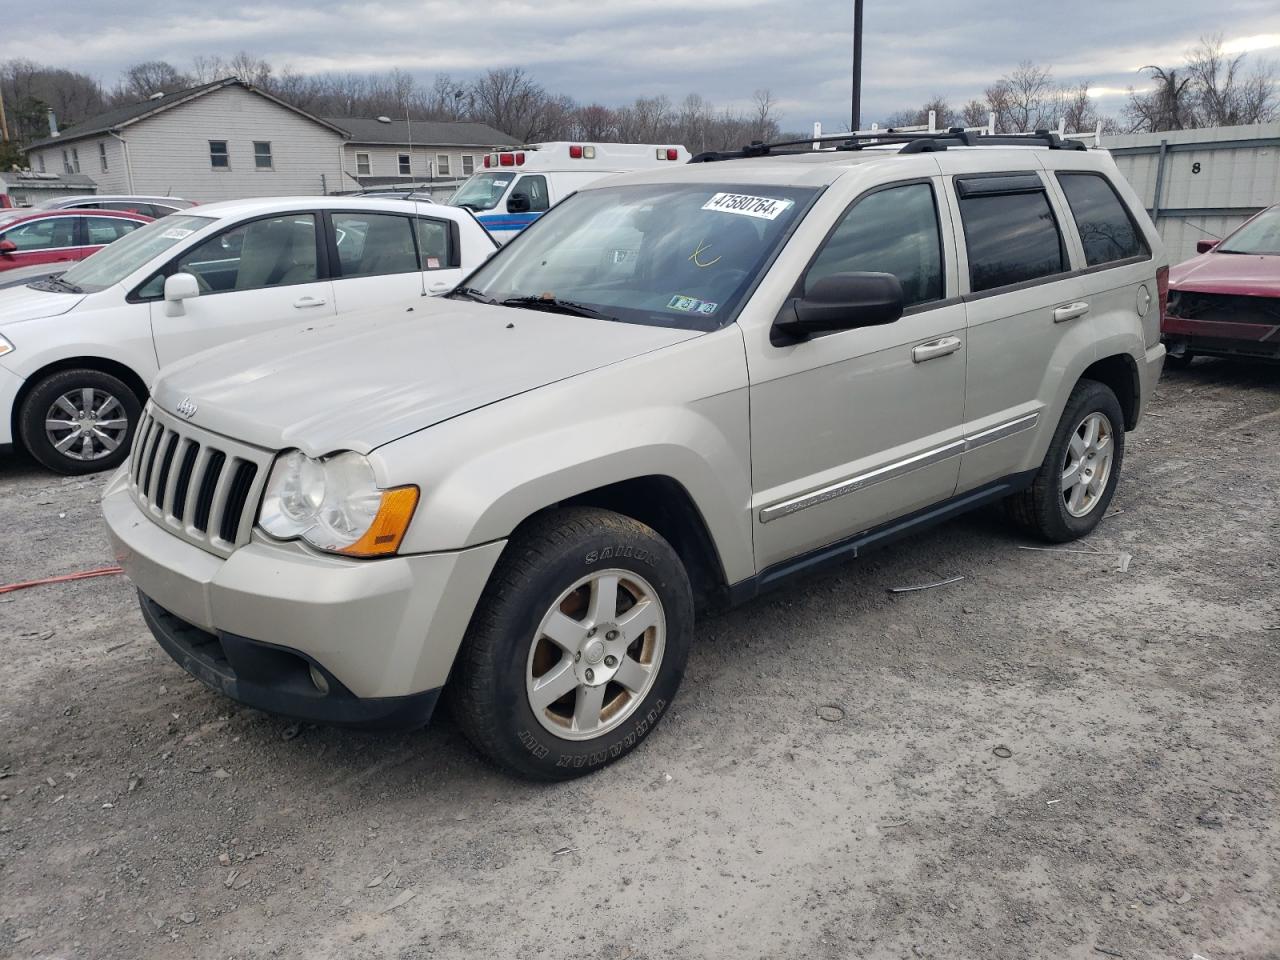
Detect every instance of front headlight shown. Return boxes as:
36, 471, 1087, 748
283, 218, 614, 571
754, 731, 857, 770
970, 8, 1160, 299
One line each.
0, 334, 14, 358
258, 450, 419, 557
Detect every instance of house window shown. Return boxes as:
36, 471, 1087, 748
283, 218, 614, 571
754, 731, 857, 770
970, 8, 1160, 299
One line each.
99, 142, 108, 172
254, 141, 273, 170
209, 140, 229, 169
356, 152, 371, 176
436, 153, 451, 177
36, 154, 46, 173
461, 155, 475, 176
70, 148, 80, 173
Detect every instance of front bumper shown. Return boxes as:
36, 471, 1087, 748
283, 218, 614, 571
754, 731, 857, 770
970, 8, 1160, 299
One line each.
102, 467, 506, 709
0, 362, 24, 448
140, 592, 442, 728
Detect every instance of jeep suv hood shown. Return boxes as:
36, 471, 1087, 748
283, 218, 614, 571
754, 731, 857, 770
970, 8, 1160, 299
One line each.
0, 283, 85, 326
151, 300, 700, 455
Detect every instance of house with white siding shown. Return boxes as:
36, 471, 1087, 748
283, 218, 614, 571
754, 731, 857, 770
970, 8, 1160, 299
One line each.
332, 117, 517, 191
23, 78, 349, 202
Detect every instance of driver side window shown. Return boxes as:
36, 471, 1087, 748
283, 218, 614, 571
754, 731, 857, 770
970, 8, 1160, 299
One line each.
806, 182, 944, 308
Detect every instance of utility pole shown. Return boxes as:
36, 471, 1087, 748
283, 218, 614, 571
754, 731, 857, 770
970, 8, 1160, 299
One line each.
851, 0, 864, 132
0, 90, 10, 143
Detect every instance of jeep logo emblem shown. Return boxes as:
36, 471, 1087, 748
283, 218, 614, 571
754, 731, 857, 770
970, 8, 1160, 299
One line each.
176, 397, 198, 420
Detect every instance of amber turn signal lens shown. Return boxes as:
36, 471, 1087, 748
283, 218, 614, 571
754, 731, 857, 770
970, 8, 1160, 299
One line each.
338, 486, 419, 558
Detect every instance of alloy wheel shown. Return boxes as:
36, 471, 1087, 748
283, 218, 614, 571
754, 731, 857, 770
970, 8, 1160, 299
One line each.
1061, 411, 1114, 518
44, 388, 129, 462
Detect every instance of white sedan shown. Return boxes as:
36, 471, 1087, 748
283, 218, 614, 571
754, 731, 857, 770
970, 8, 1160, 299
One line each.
0, 196, 496, 473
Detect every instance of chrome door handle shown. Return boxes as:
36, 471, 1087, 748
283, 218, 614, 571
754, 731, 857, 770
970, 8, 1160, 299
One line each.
912, 336, 962, 363
1053, 301, 1090, 323
293, 296, 326, 308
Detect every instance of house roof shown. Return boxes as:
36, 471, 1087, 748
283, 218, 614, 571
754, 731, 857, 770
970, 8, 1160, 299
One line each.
330, 117, 518, 148
26, 78, 348, 150
0, 171, 98, 192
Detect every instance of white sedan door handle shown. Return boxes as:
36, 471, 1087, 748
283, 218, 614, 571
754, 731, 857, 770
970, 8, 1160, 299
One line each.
427, 282, 452, 293
1053, 301, 1090, 323
912, 336, 963, 363
294, 296, 326, 309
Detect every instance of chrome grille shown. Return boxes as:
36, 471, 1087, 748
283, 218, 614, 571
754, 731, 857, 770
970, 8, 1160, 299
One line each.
128, 404, 272, 558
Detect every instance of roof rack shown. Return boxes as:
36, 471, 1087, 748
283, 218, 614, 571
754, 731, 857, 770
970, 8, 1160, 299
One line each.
688, 128, 1087, 163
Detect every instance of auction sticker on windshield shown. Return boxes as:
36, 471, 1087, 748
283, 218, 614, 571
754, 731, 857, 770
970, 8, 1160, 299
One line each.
702, 193, 794, 220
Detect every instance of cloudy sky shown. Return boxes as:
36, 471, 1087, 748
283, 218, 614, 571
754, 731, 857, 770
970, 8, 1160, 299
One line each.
6, 0, 1280, 128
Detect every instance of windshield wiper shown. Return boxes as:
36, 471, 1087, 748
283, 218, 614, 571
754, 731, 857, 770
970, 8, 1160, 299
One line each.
501, 296, 618, 322
449, 286, 496, 304
31, 275, 83, 294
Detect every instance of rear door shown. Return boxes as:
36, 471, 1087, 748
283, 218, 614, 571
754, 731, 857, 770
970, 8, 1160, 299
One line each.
939, 159, 1091, 493
328, 210, 424, 313
145, 212, 335, 366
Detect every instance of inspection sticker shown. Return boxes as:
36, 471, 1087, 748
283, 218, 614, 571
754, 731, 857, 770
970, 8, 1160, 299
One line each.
667, 295, 718, 315
426, 257, 440, 269
701, 192, 793, 220
159, 228, 194, 240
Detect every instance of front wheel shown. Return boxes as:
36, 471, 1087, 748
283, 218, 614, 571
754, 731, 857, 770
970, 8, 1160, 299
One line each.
450, 507, 693, 780
18, 368, 142, 475
1005, 379, 1125, 542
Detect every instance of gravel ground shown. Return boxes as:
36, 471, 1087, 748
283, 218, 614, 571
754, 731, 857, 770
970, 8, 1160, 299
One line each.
1, 359, 1277, 960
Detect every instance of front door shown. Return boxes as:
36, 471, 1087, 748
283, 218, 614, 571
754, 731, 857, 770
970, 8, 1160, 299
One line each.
0, 215, 83, 273
147, 212, 335, 367
747, 178, 968, 571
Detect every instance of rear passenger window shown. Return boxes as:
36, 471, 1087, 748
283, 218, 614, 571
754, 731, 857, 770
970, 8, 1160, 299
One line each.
806, 182, 944, 307
85, 217, 143, 244
1057, 172, 1148, 267
957, 175, 1066, 293
332, 212, 418, 278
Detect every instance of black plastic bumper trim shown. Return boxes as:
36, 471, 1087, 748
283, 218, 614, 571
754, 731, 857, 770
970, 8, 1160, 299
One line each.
138, 591, 441, 730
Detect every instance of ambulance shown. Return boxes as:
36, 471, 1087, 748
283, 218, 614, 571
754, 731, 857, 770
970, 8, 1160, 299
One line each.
450, 141, 690, 243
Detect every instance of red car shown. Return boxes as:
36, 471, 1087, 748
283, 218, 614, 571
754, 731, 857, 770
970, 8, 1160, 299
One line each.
0, 209, 152, 275
1162, 203, 1280, 366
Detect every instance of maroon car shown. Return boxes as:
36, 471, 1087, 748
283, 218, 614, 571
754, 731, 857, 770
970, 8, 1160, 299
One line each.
1162, 203, 1280, 366
0, 208, 152, 276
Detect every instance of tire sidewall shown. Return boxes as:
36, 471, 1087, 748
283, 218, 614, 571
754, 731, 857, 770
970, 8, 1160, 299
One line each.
1047, 383, 1125, 538
485, 524, 693, 779
19, 369, 142, 475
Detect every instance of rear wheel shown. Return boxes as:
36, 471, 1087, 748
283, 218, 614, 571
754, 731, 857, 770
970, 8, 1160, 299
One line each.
1005, 379, 1124, 542
18, 368, 141, 475
450, 507, 693, 780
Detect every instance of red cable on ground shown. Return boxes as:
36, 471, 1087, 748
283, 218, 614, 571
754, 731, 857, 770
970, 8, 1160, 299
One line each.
0, 566, 125, 595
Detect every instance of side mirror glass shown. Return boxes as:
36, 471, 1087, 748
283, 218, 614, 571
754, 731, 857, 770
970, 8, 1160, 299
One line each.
507, 192, 531, 214
773, 272, 905, 344
164, 272, 200, 316
1196, 238, 1219, 254
0, 239, 17, 255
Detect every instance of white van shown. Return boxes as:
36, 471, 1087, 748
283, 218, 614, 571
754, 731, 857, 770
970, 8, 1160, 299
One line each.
450, 142, 690, 243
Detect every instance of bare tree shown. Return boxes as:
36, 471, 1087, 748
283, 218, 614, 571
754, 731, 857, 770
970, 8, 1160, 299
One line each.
1187, 35, 1278, 125
1124, 66, 1194, 131
883, 95, 957, 129
116, 61, 190, 100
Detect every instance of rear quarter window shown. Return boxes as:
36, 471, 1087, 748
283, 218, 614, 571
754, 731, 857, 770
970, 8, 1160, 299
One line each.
1056, 172, 1149, 267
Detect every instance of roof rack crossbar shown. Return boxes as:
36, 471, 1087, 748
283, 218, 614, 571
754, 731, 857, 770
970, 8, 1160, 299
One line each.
688, 128, 1086, 163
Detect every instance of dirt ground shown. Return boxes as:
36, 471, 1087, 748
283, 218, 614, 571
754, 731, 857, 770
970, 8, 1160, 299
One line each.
1, 359, 1277, 960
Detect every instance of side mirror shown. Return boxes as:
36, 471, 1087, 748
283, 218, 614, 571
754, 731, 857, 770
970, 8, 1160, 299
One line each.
0, 239, 16, 255
1196, 238, 1219, 254
164, 272, 200, 316
773, 272, 904, 344
507, 192, 531, 214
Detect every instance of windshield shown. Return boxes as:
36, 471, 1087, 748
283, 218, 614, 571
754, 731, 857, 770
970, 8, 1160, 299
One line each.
451, 172, 516, 212
452, 182, 817, 331
54, 215, 214, 293
1217, 205, 1280, 256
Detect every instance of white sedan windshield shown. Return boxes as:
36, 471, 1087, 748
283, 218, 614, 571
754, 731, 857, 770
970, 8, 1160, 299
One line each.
56, 215, 214, 293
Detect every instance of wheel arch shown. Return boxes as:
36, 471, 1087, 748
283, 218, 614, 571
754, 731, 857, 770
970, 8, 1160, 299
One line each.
1080, 352, 1140, 430
12, 356, 149, 450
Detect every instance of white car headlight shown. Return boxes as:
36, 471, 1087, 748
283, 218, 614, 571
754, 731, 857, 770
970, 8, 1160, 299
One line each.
258, 450, 418, 557
0, 334, 14, 358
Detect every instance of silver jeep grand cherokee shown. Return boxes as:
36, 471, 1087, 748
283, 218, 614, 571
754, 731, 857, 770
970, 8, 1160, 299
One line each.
102, 130, 1166, 779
